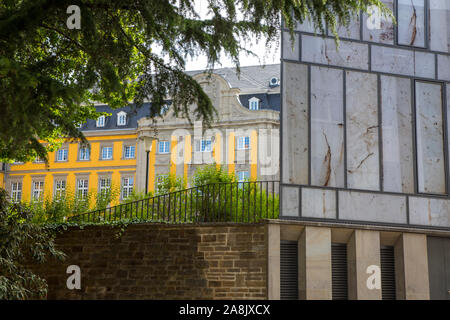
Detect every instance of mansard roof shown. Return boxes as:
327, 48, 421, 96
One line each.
80, 64, 281, 132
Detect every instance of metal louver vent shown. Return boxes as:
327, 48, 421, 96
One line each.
331, 243, 348, 300
380, 246, 396, 300
280, 240, 298, 300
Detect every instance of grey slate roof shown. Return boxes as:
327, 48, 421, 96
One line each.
239, 93, 281, 112
81, 64, 280, 132
80, 103, 152, 132
187, 64, 280, 92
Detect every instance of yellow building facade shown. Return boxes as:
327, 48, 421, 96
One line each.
1, 65, 280, 204
4, 132, 137, 204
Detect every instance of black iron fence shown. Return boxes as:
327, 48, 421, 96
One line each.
68, 181, 280, 223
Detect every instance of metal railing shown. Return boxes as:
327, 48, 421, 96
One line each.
67, 181, 279, 223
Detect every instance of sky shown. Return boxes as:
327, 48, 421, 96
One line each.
183, 0, 281, 71
184, 34, 281, 71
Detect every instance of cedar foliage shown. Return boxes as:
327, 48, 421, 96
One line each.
0, 0, 389, 162
0, 189, 65, 300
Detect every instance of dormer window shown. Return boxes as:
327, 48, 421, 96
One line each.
117, 111, 127, 126
160, 104, 169, 116
96, 115, 105, 127
249, 97, 260, 110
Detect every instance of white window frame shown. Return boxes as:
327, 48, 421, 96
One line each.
121, 177, 134, 199
32, 181, 44, 201
249, 97, 260, 110
201, 140, 212, 152
11, 182, 22, 202
117, 111, 127, 126
237, 136, 250, 150
77, 178, 89, 199
195, 139, 212, 152
96, 115, 105, 127
161, 104, 169, 116
101, 146, 113, 160
99, 177, 112, 195
124, 145, 135, 159
54, 180, 66, 199
237, 171, 249, 182
158, 141, 170, 154
79, 147, 90, 161
56, 148, 68, 162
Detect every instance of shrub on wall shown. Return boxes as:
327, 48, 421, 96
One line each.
25, 183, 121, 223
0, 189, 65, 299
21, 164, 279, 224
66, 165, 279, 224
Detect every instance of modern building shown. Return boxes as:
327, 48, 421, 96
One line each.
275, 0, 450, 300
0, 65, 280, 203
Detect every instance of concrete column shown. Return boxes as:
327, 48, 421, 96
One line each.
347, 230, 381, 300
394, 233, 430, 300
267, 224, 280, 300
298, 226, 332, 300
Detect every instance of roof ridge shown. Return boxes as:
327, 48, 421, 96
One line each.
186, 63, 280, 75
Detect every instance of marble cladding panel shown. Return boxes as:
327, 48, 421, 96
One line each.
372, 46, 412, 79
310, 66, 345, 187
301, 188, 336, 219
295, 17, 325, 34
414, 51, 436, 79
398, 0, 426, 47
371, 46, 435, 78
415, 81, 446, 194
409, 197, 450, 227
282, 31, 299, 61
338, 191, 407, 224
362, 0, 395, 44
448, 85, 450, 181
429, 0, 450, 53
381, 76, 415, 193
334, 14, 361, 40
301, 35, 368, 70
346, 71, 380, 191
437, 55, 450, 81
282, 186, 300, 217
282, 62, 309, 185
